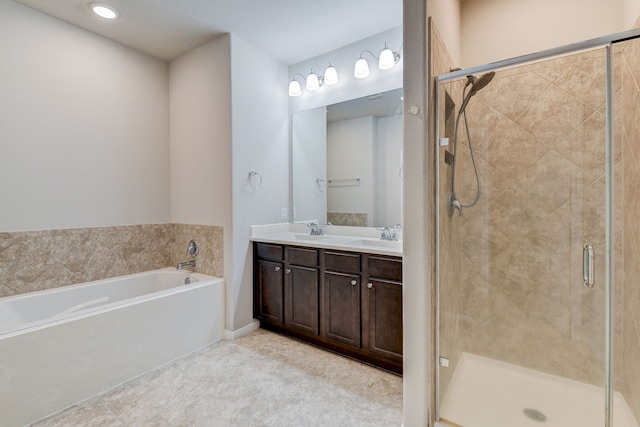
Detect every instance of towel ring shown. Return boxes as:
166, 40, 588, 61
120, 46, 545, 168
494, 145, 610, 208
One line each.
249, 171, 263, 189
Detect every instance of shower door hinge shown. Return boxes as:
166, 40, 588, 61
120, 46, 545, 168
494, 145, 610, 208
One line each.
439, 357, 450, 367
439, 137, 449, 147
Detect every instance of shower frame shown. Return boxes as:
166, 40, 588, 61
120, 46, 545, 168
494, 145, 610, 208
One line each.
434, 27, 640, 427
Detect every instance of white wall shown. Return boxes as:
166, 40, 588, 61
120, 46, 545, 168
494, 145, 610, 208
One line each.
169, 35, 233, 317
0, 0, 170, 232
292, 107, 327, 223
327, 116, 377, 226
460, 0, 625, 67
288, 26, 403, 114
429, 0, 461, 65
230, 34, 290, 330
625, 0, 640, 28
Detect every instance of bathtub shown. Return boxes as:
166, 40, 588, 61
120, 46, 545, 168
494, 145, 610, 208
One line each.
0, 268, 225, 427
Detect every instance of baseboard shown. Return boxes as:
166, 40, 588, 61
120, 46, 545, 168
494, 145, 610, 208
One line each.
224, 320, 259, 340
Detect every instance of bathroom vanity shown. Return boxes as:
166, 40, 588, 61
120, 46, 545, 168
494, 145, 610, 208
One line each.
251, 227, 402, 374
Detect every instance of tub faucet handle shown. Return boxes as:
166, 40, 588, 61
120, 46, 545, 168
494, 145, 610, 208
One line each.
186, 239, 199, 257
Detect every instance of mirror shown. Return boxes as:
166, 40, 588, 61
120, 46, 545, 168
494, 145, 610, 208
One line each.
292, 88, 403, 227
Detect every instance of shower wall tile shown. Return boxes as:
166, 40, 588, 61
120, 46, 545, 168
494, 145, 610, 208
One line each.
553, 58, 609, 110
476, 72, 551, 121
483, 123, 549, 181
515, 85, 594, 145
457, 98, 512, 153
0, 223, 224, 297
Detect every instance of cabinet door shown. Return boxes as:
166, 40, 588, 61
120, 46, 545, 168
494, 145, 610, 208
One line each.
256, 260, 284, 325
322, 271, 361, 349
285, 265, 319, 336
363, 279, 403, 362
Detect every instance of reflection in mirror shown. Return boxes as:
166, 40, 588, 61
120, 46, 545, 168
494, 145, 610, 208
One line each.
292, 88, 403, 227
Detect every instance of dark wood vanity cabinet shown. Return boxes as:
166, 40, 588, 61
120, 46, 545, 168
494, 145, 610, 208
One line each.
254, 243, 285, 326
253, 242, 403, 374
322, 250, 362, 349
362, 256, 403, 365
284, 247, 320, 337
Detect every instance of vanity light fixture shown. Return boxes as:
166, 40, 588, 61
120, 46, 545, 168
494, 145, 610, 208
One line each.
288, 64, 339, 97
354, 55, 371, 79
90, 3, 119, 19
379, 43, 401, 70
323, 63, 338, 85
354, 43, 401, 78
306, 69, 320, 91
288, 78, 302, 97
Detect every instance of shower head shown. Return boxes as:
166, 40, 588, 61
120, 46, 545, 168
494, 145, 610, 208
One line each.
459, 71, 495, 113
468, 71, 495, 95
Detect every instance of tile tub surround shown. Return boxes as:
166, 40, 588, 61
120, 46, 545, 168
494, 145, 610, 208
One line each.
32, 329, 402, 426
0, 223, 223, 297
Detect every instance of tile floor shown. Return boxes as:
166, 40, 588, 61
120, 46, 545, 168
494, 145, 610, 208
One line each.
31, 329, 403, 427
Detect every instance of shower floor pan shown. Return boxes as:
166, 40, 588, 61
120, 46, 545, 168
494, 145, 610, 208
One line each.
439, 353, 638, 427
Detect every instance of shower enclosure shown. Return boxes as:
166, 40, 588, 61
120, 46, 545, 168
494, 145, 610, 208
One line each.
435, 29, 640, 427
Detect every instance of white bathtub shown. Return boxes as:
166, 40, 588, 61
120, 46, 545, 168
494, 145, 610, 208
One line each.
0, 268, 225, 427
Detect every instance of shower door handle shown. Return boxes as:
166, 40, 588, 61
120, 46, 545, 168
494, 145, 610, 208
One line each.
583, 243, 594, 288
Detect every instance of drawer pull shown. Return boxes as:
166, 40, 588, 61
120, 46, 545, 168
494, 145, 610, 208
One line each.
274, 266, 281, 272
286, 268, 291, 274
367, 282, 373, 289
350, 280, 357, 286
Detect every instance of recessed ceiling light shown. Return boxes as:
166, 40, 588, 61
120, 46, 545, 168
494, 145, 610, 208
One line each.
90, 3, 119, 19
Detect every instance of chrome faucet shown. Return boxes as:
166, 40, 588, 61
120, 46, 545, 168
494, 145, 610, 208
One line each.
307, 222, 323, 236
380, 225, 401, 241
177, 239, 199, 270
177, 260, 196, 270
380, 227, 392, 241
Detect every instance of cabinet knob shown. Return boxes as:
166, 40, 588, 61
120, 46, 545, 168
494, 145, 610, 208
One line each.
367, 282, 373, 289
286, 268, 291, 274
275, 266, 281, 272
350, 280, 357, 286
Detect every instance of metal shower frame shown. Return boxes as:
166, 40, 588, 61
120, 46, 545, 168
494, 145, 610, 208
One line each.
433, 27, 640, 427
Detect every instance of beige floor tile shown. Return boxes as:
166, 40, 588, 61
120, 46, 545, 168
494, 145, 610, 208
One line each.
32, 329, 402, 427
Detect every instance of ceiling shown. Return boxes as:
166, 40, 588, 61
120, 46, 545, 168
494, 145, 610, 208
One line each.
12, 0, 402, 64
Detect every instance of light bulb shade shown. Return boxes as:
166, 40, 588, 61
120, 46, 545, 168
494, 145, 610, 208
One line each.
306, 72, 320, 91
379, 47, 396, 70
90, 3, 119, 19
354, 58, 370, 79
288, 79, 302, 97
324, 65, 338, 85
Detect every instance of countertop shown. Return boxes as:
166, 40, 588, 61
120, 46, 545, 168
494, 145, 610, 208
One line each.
250, 223, 403, 257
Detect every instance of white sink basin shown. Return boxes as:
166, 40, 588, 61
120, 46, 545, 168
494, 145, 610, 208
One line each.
345, 239, 402, 249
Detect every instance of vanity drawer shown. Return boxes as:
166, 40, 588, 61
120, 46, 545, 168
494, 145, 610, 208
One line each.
255, 243, 284, 261
324, 251, 361, 273
367, 256, 402, 282
287, 247, 319, 267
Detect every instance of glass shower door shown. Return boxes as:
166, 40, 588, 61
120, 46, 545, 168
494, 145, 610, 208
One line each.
436, 46, 612, 427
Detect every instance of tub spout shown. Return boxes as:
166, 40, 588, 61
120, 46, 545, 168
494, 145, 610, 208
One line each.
177, 260, 196, 270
